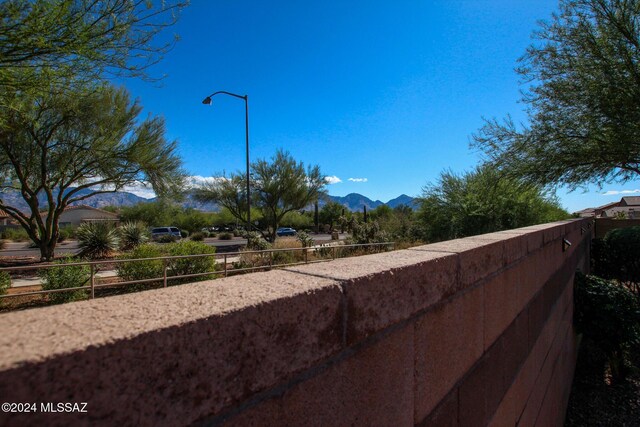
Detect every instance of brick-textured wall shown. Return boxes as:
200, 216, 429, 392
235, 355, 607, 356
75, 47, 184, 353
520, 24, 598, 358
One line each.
0, 219, 590, 426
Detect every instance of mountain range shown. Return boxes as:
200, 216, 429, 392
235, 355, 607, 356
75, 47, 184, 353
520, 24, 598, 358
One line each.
0, 189, 416, 212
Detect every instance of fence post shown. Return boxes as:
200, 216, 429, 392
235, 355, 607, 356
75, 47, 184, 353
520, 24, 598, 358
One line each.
332, 245, 336, 260
304, 248, 308, 264
269, 250, 273, 269
163, 258, 168, 288
224, 254, 228, 277
90, 263, 95, 299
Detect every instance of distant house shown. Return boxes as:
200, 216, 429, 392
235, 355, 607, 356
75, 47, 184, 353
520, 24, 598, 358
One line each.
577, 196, 640, 219
620, 196, 640, 206
57, 205, 119, 227
0, 209, 14, 226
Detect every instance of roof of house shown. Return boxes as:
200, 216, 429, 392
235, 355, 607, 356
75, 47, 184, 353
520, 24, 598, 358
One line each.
621, 196, 640, 206
62, 204, 119, 217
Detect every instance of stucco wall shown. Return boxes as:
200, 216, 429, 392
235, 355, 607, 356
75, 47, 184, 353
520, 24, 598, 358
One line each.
0, 219, 590, 426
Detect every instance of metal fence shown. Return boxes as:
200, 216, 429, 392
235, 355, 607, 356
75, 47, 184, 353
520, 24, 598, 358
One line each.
0, 242, 394, 304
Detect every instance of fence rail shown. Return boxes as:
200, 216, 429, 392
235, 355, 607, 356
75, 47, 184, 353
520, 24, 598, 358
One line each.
0, 242, 394, 303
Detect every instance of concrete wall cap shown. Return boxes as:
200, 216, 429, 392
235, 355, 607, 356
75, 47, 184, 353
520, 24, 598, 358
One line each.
0, 270, 340, 371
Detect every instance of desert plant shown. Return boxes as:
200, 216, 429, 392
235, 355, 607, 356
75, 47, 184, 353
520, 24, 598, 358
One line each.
245, 231, 271, 250
166, 240, 217, 282
39, 258, 89, 304
76, 222, 120, 259
218, 232, 233, 240
116, 244, 165, 290
180, 230, 189, 239
574, 273, 640, 384
272, 238, 303, 265
0, 239, 5, 250
190, 231, 205, 241
296, 231, 314, 248
118, 221, 150, 251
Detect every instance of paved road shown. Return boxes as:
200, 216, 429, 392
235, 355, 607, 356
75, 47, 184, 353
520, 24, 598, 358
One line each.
0, 233, 346, 258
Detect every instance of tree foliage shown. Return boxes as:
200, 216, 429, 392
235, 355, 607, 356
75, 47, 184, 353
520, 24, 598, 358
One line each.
0, 0, 186, 93
473, 0, 640, 188
415, 165, 569, 242
0, 84, 183, 260
194, 150, 326, 242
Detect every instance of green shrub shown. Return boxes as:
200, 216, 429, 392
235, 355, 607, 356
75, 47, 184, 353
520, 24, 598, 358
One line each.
574, 273, 640, 383
57, 225, 76, 243
218, 232, 233, 240
76, 222, 120, 259
1, 227, 29, 241
118, 221, 150, 251
190, 231, 205, 241
116, 244, 164, 289
0, 271, 10, 305
167, 240, 217, 282
39, 258, 89, 304
245, 231, 271, 250
158, 234, 177, 243
601, 227, 640, 298
0, 239, 5, 250
180, 230, 189, 238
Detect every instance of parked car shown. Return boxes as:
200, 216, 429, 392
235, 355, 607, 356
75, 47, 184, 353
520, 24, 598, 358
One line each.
151, 226, 182, 241
276, 227, 297, 236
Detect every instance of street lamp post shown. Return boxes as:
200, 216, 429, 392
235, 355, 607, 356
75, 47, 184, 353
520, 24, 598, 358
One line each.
202, 91, 251, 232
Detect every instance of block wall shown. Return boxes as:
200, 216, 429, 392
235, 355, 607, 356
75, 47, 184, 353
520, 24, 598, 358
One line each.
0, 219, 590, 426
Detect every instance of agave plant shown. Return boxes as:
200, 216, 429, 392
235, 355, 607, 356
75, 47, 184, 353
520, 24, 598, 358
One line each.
76, 222, 120, 259
118, 221, 150, 251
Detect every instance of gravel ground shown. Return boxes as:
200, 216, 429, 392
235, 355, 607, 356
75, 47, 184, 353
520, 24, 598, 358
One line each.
565, 339, 640, 426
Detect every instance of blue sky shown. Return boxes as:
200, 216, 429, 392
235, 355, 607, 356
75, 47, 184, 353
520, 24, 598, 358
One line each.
121, 0, 640, 213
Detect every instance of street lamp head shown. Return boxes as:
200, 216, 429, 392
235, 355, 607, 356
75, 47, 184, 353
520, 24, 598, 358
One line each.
202, 96, 212, 105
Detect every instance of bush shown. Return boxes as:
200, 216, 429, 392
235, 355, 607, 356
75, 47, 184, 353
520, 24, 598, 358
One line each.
1, 227, 29, 241
116, 244, 164, 289
600, 227, 640, 298
166, 241, 217, 282
39, 258, 89, 304
157, 234, 177, 243
296, 231, 314, 248
76, 222, 120, 259
0, 239, 5, 250
118, 221, 150, 251
245, 231, 271, 250
190, 231, 205, 241
574, 273, 640, 383
57, 225, 76, 243
180, 230, 189, 239
218, 232, 233, 240
0, 271, 10, 305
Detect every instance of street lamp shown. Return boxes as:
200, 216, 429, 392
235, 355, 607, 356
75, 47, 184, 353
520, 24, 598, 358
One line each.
202, 91, 251, 232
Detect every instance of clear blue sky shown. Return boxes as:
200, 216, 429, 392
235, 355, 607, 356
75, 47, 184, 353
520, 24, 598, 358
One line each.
121, 0, 640, 213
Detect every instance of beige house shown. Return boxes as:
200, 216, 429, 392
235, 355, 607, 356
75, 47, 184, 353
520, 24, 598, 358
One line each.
57, 205, 119, 227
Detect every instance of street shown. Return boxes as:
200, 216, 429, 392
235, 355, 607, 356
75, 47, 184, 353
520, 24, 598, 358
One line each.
0, 233, 346, 258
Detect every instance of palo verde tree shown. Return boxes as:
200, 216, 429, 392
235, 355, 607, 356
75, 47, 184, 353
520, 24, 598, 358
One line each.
0, 0, 186, 94
194, 150, 326, 242
0, 84, 184, 261
473, 0, 640, 188
415, 164, 568, 243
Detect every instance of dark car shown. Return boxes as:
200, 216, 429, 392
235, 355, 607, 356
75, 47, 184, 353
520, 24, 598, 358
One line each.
151, 226, 182, 241
276, 227, 297, 236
